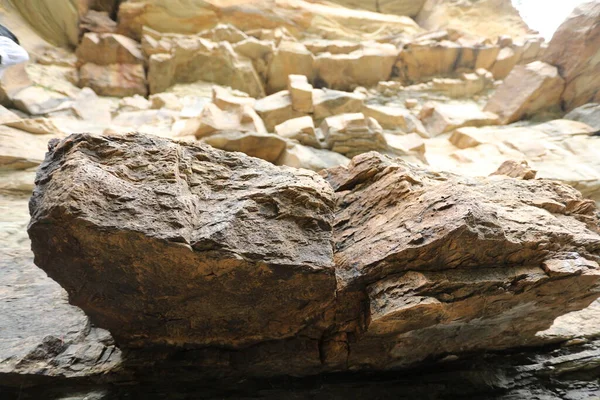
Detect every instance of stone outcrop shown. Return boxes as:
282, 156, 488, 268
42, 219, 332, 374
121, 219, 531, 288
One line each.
484, 61, 564, 124
543, 1, 600, 111
416, 0, 533, 40
29, 133, 337, 348
28, 135, 600, 377
79, 63, 148, 97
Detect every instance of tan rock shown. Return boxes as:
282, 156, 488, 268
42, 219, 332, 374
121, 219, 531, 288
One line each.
145, 36, 264, 98
384, 132, 426, 155
266, 41, 314, 94
203, 131, 288, 163
0, 106, 20, 124
396, 40, 460, 83
182, 103, 266, 139
79, 63, 148, 98
543, 1, 600, 111
484, 61, 565, 124
474, 45, 501, 70
254, 91, 306, 132
276, 142, 350, 172
321, 113, 387, 157
565, 103, 600, 131
274, 116, 321, 148
76, 33, 144, 66
10, 86, 70, 116
288, 75, 313, 113
212, 86, 256, 110
4, 118, 66, 135
325, 0, 427, 17
490, 47, 519, 79
314, 44, 398, 90
303, 39, 361, 55
490, 160, 537, 180
199, 23, 247, 44
80, 10, 118, 34
149, 93, 183, 110
312, 89, 364, 120
420, 103, 499, 136
362, 104, 428, 136
0, 125, 64, 169
416, 0, 534, 40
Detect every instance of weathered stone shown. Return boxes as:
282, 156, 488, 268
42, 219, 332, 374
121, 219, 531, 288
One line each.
304, 39, 361, 55
145, 36, 264, 98
474, 45, 501, 70
0, 126, 64, 170
254, 91, 306, 132
80, 10, 118, 34
276, 142, 350, 172
288, 75, 313, 113
274, 116, 321, 148
314, 44, 397, 90
384, 132, 426, 156
312, 89, 364, 120
76, 33, 144, 66
396, 40, 460, 83
419, 102, 499, 136
325, 0, 427, 17
484, 61, 565, 124
180, 103, 266, 139
199, 23, 248, 44
267, 41, 314, 94
543, 1, 600, 111
321, 152, 600, 368
202, 131, 288, 163
79, 63, 148, 98
490, 160, 537, 180
565, 103, 600, 131
362, 104, 428, 136
321, 113, 387, 157
28, 133, 337, 348
490, 47, 519, 79
416, 0, 533, 40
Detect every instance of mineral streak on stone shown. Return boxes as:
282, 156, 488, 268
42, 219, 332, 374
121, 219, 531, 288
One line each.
27, 135, 600, 375
28, 133, 337, 349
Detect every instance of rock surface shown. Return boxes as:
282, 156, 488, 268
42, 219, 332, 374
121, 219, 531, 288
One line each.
28, 133, 337, 349
27, 136, 600, 377
543, 1, 600, 111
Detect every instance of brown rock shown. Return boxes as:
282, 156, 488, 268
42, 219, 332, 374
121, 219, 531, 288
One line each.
202, 131, 287, 163
76, 33, 144, 66
28, 133, 336, 348
490, 47, 519, 79
79, 63, 148, 98
484, 61, 564, 124
396, 40, 460, 83
490, 160, 537, 180
321, 113, 387, 157
80, 10, 118, 34
254, 91, 306, 132
542, 1, 600, 111
322, 152, 600, 368
312, 89, 364, 120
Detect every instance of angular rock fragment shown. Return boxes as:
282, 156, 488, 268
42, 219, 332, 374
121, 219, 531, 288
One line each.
76, 33, 144, 66
543, 1, 600, 111
254, 91, 307, 132
312, 89, 364, 120
490, 160, 537, 180
274, 116, 321, 148
79, 63, 148, 98
288, 75, 314, 113
321, 113, 387, 157
267, 41, 314, 94
322, 152, 600, 368
484, 61, 564, 124
28, 133, 337, 349
419, 102, 499, 136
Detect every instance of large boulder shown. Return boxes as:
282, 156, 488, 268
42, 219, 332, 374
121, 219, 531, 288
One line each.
79, 63, 148, 98
76, 33, 145, 66
29, 133, 337, 349
484, 61, 565, 124
542, 1, 600, 111
266, 41, 314, 94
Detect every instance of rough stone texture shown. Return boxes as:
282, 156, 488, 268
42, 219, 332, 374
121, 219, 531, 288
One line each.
490, 47, 519, 79
322, 152, 600, 369
543, 1, 600, 111
79, 63, 148, 98
202, 131, 288, 163
274, 116, 321, 148
396, 40, 460, 83
28, 133, 337, 349
312, 89, 364, 121
490, 160, 537, 180
254, 91, 306, 132
419, 102, 499, 136
314, 44, 398, 91
267, 41, 314, 94
484, 62, 565, 124
145, 34, 264, 98
276, 143, 350, 172
76, 33, 144, 66
321, 113, 387, 157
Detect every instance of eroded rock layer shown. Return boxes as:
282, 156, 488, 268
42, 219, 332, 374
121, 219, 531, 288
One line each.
28, 133, 600, 376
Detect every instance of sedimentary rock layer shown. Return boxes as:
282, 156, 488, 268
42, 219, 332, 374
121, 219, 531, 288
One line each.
28, 134, 600, 376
